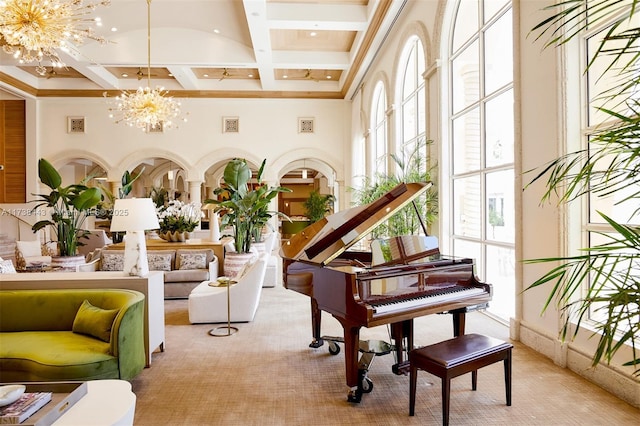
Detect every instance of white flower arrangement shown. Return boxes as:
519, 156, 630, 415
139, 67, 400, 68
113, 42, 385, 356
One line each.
156, 200, 202, 233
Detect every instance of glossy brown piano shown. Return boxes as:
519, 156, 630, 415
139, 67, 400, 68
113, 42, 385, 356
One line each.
281, 182, 492, 402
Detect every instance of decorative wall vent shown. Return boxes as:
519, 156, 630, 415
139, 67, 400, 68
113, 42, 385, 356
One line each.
299, 117, 314, 133
146, 121, 164, 133
223, 117, 239, 133
67, 116, 86, 133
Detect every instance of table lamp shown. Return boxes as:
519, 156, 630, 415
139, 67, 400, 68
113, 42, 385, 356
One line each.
110, 198, 160, 277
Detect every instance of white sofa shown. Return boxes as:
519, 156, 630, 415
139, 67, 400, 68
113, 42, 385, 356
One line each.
188, 254, 268, 323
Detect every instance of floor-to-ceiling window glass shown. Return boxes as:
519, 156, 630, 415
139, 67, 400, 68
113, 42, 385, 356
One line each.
447, 0, 514, 321
371, 81, 388, 179
399, 37, 426, 163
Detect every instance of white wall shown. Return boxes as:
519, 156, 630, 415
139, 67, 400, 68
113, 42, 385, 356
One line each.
30, 97, 351, 201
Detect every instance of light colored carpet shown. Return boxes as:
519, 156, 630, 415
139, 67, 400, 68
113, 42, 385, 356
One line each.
131, 286, 639, 425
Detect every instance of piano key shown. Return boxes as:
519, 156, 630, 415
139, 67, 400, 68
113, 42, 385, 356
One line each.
372, 286, 486, 314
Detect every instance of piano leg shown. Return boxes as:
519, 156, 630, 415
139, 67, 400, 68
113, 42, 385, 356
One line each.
309, 297, 324, 348
335, 319, 364, 402
452, 310, 466, 337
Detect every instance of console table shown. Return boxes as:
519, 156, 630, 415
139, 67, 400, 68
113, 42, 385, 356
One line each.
108, 237, 232, 275
0, 271, 165, 366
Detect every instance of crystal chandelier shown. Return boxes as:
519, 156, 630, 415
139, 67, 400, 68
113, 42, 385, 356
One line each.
0, 0, 111, 76
107, 0, 185, 131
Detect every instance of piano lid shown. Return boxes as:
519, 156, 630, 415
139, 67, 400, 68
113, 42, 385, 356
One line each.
280, 182, 433, 265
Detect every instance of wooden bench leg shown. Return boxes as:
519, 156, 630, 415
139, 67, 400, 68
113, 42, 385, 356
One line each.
442, 377, 451, 426
505, 349, 512, 406
409, 365, 417, 416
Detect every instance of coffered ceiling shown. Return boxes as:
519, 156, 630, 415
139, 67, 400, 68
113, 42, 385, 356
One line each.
0, 0, 407, 99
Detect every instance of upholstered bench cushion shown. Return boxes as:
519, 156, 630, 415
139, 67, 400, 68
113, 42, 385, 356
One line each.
416, 334, 512, 367
0, 331, 119, 381
164, 269, 209, 283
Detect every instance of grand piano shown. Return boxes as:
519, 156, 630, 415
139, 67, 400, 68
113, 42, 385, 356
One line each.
281, 182, 492, 402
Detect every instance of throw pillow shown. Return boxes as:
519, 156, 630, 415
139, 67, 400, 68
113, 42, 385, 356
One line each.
16, 240, 42, 257
0, 259, 16, 274
147, 252, 173, 271
177, 252, 207, 270
72, 299, 120, 342
101, 252, 124, 271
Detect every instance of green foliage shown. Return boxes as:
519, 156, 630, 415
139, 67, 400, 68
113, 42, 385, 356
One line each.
148, 186, 169, 208
526, 0, 640, 375
205, 158, 291, 253
96, 167, 144, 219
303, 191, 334, 223
31, 158, 102, 256
350, 139, 438, 238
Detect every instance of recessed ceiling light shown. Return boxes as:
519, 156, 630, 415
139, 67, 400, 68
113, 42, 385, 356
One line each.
111, 27, 118, 32
213, 29, 220, 34
203, 74, 209, 78
168, 73, 173, 77
121, 73, 128, 77
283, 75, 288, 79
310, 31, 317, 37
248, 74, 253, 78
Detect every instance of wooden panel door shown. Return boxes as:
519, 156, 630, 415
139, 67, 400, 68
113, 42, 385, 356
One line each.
0, 100, 26, 203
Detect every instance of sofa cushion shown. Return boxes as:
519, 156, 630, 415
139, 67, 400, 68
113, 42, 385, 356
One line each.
147, 250, 174, 271
72, 299, 120, 342
0, 331, 118, 382
101, 251, 124, 271
175, 249, 214, 270
164, 269, 209, 283
16, 240, 41, 257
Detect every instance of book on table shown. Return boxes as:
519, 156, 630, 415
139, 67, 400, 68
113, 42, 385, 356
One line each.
0, 393, 52, 424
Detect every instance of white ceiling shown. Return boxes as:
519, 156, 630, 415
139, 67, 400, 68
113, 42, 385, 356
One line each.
0, 0, 407, 99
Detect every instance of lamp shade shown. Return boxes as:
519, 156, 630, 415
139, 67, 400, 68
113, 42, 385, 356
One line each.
110, 198, 160, 232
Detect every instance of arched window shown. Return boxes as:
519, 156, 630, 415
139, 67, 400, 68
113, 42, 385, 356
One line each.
371, 81, 388, 178
399, 37, 426, 162
445, 0, 514, 321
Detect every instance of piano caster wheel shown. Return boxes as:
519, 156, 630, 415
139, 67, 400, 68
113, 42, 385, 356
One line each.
309, 338, 324, 348
361, 377, 373, 393
328, 341, 340, 355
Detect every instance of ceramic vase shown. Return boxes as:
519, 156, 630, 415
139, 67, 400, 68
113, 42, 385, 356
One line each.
223, 251, 257, 278
159, 231, 189, 242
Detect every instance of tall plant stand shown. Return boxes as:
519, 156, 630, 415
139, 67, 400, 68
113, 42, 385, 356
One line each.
208, 278, 238, 337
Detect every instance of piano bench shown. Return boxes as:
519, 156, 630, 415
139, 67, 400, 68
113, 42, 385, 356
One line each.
409, 333, 512, 425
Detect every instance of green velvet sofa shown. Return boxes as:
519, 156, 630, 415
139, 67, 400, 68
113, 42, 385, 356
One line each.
0, 288, 146, 382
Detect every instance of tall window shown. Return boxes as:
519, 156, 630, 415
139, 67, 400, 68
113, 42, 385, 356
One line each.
582, 10, 637, 324
371, 81, 388, 178
399, 37, 426, 161
446, 0, 514, 321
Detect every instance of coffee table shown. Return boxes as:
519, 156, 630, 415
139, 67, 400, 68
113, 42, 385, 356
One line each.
53, 380, 135, 425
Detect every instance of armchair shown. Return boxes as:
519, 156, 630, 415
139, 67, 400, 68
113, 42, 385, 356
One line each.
188, 254, 268, 323
14, 239, 53, 271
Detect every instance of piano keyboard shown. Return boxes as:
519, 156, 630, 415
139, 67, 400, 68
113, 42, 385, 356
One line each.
372, 285, 486, 314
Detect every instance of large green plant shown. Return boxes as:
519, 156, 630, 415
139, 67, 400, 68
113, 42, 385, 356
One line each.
31, 158, 102, 256
205, 158, 291, 254
526, 0, 639, 376
303, 190, 334, 223
350, 139, 438, 238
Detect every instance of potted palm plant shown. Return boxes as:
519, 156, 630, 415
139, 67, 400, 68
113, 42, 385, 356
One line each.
525, 1, 639, 376
350, 138, 438, 239
205, 158, 290, 277
31, 158, 102, 267
303, 190, 334, 223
